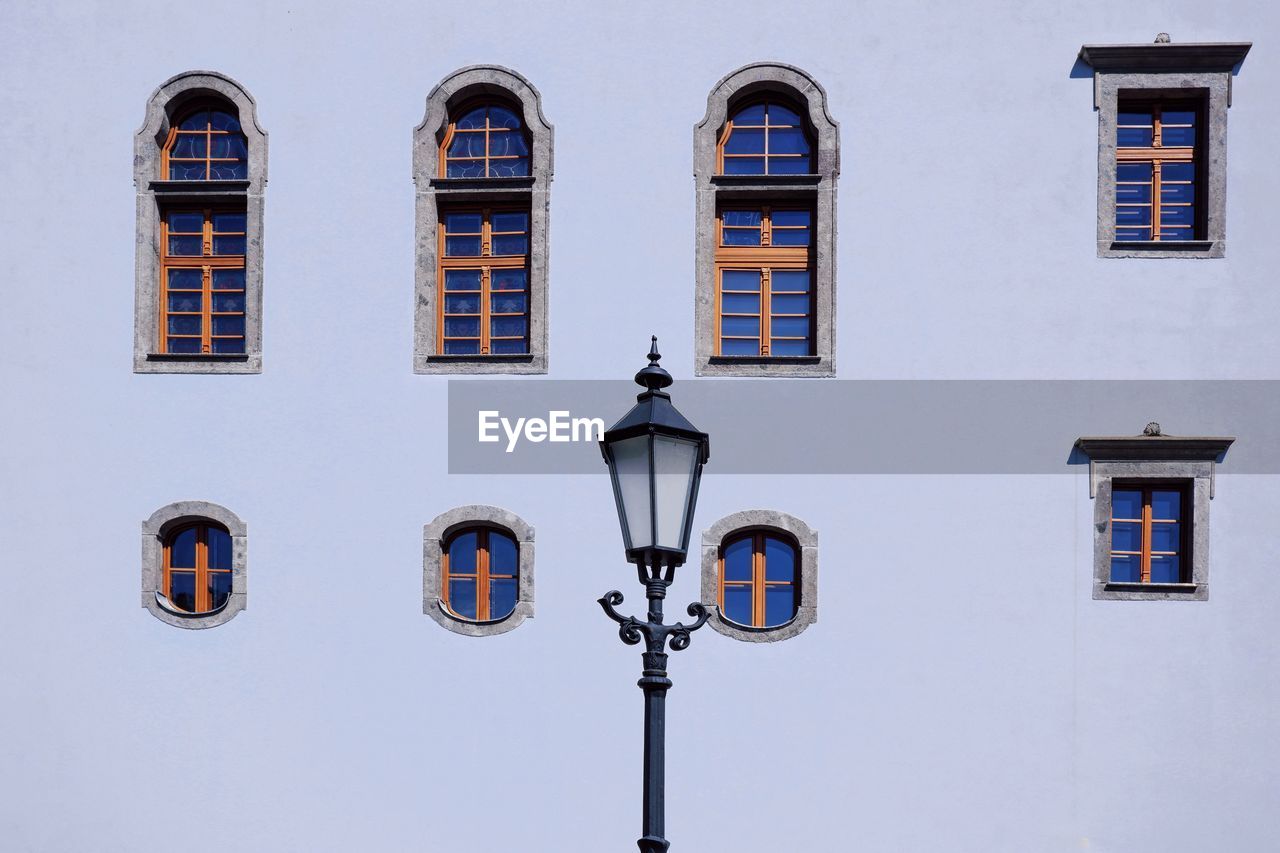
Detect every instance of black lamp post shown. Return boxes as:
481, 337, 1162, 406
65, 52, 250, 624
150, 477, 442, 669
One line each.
599, 337, 711, 853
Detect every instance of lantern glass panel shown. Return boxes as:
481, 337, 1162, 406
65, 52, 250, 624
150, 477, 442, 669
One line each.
608, 434, 653, 551
653, 435, 700, 551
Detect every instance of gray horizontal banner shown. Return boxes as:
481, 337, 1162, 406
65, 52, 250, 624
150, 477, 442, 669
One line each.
446, 380, 1279, 474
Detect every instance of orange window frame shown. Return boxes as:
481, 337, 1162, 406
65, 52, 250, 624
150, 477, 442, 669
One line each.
714, 205, 813, 357
715, 98, 813, 175
159, 208, 246, 354
437, 206, 530, 355
441, 527, 518, 621
161, 107, 247, 181
163, 523, 232, 613
1116, 99, 1204, 241
717, 531, 798, 628
1110, 482, 1190, 584
438, 101, 531, 179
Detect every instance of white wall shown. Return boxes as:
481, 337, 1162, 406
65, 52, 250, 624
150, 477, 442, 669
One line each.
1, 1, 1278, 851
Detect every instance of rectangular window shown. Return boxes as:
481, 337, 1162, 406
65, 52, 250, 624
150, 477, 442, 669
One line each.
1109, 483, 1189, 584
438, 208, 530, 355
159, 208, 246, 354
1114, 98, 1204, 242
714, 206, 813, 357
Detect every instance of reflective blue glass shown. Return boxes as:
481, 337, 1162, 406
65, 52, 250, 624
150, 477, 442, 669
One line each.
179, 111, 209, 130
767, 157, 811, 175
769, 128, 809, 155
722, 270, 761, 291
722, 585, 753, 624
720, 338, 759, 356
445, 236, 482, 256
207, 528, 232, 570
771, 294, 810, 315
445, 213, 483, 232
721, 317, 760, 337
449, 580, 477, 619
444, 340, 480, 354
1162, 126, 1195, 146
168, 268, 202, 289
488, 133, 529, 157
449, 532, 478, 572
213, 236, 246, 255
768, 104, 802, 126
445, 318, 481, 337
490, 578, 517, 620
208, 573, 233, 610
170, 527, 198, 568
1111, 522, 1141, 552
449, 133, 486, 158
210, 161, 248, 180
764, 586, 796, 627
170, 163, 207, 180
210, 135, 248, 159
456, 108, 487, 130
1163, 111, 1196, 126
168, 212, 204, 232
772, 210, 810, 227
212, 269, 245, 290
208, 111, 240, 132
211, 338, 244, 354
722, 210, 762, 227
1115, 206, 1151, 225
1163, 162, 1195, 182
1149, 555, 1181, 584
491, 269, 527, 290
491, 292, 527, 314
491, 235, 529, 255
771, 270, 810, 292
168, 316, 201, 336
491, 317, 527, 337
771, 317, 809, 338
489, 158, 530, 177
491, 339, 527, 354
445, 269, 482, 291
1110, 554, 1140, 583
771, 339, 810, 356
1161, 182, 1195, 204
771, 227, 810, 247
1160, 205, 1194, 227
723, 157, 765, 175
168, 235, 202, 256
445, 294, 480, 314
722, 537, 752, 581
721, 293, 759, 314
212, 316, 244, 336
447, 160, 486, 178
489, 106, 522, 129
764, 537, 795, 581
213, 213, 246, 232
1116, 183, 1152, 203
489, 532, 518, 573
169, 572, 197, 612
721, 228, 761, 246
1151, 491, 1181, 520
1151, 522, 1180, 553
1117, 163, 1152, 182
491, 212, 528, 233
168, 293, 201, 313
167, 338, 200, 354
1112, 490, 1142, 519
212, 293, 244, 313
171, 135, 205, 158
724, 128, 765, 155
732, 103, 766, 125
1114, 227, 1151, 241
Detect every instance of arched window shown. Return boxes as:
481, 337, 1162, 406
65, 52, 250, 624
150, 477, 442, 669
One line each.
423, 503, 535, 636
694, 64, 838, 377
701, 510, 818, 642
163, 522, 234, 613
142, 500, 247, 629
414, 67, 553, 375
718, 530, 799, 628
134, 72, 267, 374
162, 107, 248, 180
718, 99, 812, 175
442, 526, 520, 621
440, 102, 531, 178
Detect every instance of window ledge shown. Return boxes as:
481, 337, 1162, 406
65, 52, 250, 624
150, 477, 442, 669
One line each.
429, 176, 536, 190
1107, 240, 1216, 256
147, 352, 249, 361
708, 355, 821, 365
149, 179, 251, 193
1104, 582, 1199, 593
425, 354, 533, 363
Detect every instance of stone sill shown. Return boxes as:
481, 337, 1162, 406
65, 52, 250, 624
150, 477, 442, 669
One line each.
711, 174, 821, 188
425, 354, 534, 363
430, 176, 536, 190
1104, 582, 1199, 593
708, 356, 821, 365
147, 352, 249, 361
1102, 240, 1220, 259
149, 179, 250, 193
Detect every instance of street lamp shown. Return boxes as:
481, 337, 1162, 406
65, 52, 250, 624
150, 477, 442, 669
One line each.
599, 336, 712, 853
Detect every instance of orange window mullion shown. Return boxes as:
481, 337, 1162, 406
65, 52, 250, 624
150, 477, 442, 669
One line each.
752, 532, 766, 628
760, 269, 772, 356
480, 267, 492, 354
441, 548, 450, 604
195, 526, 208, 613
477, 529, 491, 621
1140, 489, 1153, 583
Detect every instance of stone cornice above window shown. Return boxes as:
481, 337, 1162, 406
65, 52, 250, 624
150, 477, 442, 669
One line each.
1075, 433, 1235, 462
1078, 42, 1252, 73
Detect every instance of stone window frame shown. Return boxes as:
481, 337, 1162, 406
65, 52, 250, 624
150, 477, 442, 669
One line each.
694, 62, 839, 377
413, 66, 553, 374
700, 509, 817, 642
423, 504, 534, 636
142, 500, 247, 629
1078, 40, 1251, 259
1076, 430, 1234, 601
134, 70, 268, 374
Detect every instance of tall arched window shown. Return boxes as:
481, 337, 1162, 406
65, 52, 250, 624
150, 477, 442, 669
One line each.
135, 72, 267, 374
718, 530, 799, 628
440, 102, 531, 178
163, 522, 234, 613
694, 64, 838, 377
442, 526, 520, 621
718, 99, 812, 175
414, 67, 553, 375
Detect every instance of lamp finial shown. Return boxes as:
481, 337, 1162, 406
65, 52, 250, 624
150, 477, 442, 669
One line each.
635, 335, 674, 392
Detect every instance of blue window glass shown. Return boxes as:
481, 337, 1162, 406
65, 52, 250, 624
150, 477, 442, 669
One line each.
449, 532, 478, 573
169, 527, 198, 568
449, 580, 478, 620
1112, 490, 1142, 519
212, 269, 245, 290
166, 523, 232, 613
1110, 486, 1187, 584
211, 338, 245, 354
208, 573, 233, 610
722, 586, 753, 625
765, 586, 795, 627
490, 578, 517, 620
492, 269, 527, 291
722, 270, 761, 291
721, 293, 759, 314
445, 528, 519, 621
721, 532, 798, 628
1149, 555, 1181, 584
1110, 554, 1140, 583
445, 103, 529, 178
721, 97, 814, 175
721, 317, 760, 337
1111, 522, 1141, 552
169, 572, 197, 612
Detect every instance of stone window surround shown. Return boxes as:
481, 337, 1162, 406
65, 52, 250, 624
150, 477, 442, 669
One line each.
1079, 41, 1251, 259
1076, 432, 1234, 601
142, 500, 247, 629
423, 504, 534, 636
134, 70, 268, 373
413, 65, 553, 375
700, 509, 817, 642
694, 62, 839, 378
